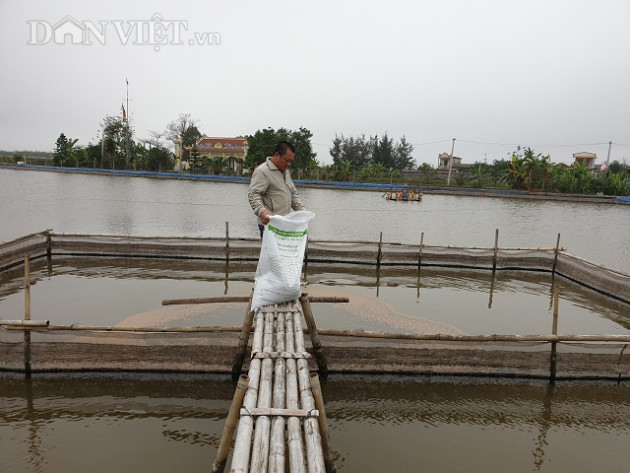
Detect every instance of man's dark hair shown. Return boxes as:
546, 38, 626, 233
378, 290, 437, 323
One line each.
274, 141, 295, 157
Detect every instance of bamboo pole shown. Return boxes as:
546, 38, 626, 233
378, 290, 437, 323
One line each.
549, 284, 560, 384
268, 311, 286, 473
552, 284, 559, 336
163, 296, 349, 306
224, 258, 230, 296
5, 321, 629, 343
242, 408, 319, 417
226, 222, 230, 262
212, 374, 249, 473
232, 293, 255, 382
552, 233, 561, 275
492, 228, 499, 271
418, 232, 424, 268
24, 255, 31, 321
230, 311, 264, 473
0, 320, 49, 328
285, 309, 307, 473
45, 230, 52, 261
164, 296, 251, 305
23, 255, 32, 377
293, 306, 326, 473
376, 232, 383, 268
250, 311, 274, 473
310, 372, 336, 473
313, 329, 630, 343
416, 229, 425, 300
41, 324, 242, 333
488, 269, 496, 309
300, 294, 328, 378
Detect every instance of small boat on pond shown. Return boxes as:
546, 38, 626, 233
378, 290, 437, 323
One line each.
383, 189, 423, 202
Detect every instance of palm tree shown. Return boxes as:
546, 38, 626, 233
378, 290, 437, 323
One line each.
470, 163, 488, 188
211, 156, 226, 175
337, 159, 353, 181
522, 148, 538, 191
537, 155, 553, 191
506, 155, 526, 189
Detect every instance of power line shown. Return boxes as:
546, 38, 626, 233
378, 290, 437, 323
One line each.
457, 139, 611, 148
411, 139, 452, 146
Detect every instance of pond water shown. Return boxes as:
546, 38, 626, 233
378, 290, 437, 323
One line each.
1, 373, 629, 473
0, 257, 628, 336
1, 168, 629, 272
1, 168, 629, 472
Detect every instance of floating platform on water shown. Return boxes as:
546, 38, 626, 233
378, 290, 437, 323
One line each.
383, 189, 423, 201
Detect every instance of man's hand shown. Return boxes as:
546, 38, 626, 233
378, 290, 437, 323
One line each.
260, 210, 272, 224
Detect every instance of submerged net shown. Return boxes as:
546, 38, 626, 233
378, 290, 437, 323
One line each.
1, 327, 628, 380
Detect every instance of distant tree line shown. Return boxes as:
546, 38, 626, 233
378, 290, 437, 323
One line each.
462, 147, 629, 196
52, 114, 174, 172
244, 127, 317, 172
328, 133, 415, 181
41, 116, 630, 196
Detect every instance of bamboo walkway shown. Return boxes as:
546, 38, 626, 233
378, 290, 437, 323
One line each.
213, 295, 336, 473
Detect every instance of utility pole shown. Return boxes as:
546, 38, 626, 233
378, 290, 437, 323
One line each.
447, 138, 456, 186
605, 140, 612, 168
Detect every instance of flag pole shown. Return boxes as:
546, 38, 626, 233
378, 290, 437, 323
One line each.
125, 78, 130, 167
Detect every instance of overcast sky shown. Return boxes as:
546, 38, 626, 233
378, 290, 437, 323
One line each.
1, 0, 629, 165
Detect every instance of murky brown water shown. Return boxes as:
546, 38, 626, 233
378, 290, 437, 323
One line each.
2, 373, 629, 473
1, 257, 628, 336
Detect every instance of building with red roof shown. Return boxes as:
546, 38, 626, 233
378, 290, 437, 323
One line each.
174, 136, 248, 174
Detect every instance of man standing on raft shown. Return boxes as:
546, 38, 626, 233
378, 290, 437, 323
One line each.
248, 141, 306, 237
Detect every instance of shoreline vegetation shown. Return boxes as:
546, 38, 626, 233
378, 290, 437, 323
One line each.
2, 163, 629, 205
2, 125, 629, 199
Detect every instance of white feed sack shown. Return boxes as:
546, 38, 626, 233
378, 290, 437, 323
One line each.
251, 210, 315, 311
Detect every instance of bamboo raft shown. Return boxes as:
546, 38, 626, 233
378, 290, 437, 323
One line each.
213, 296, 336, 473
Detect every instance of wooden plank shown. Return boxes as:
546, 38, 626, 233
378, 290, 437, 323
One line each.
240, 408, 319, 418
269, 312, 286, 473
0, 320, 49, 328
251, 351, 312, 360
285, 309, 307, 473
250, 311, 274, 473
293, 305, 326, 473
230, 311, 264, 473
162, 296, 349, 306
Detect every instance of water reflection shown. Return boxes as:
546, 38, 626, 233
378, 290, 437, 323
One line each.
2, 373, 629, 473
0, 373, 232, 473
322, 375, 630, 472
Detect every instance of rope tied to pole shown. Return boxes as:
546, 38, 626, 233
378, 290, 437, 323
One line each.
241, 405, 255, 421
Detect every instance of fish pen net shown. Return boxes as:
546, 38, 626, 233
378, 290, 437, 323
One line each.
0, 326, 241, 373
1, 327, 629, 380
1, 231, 630, 379
0, 231, 50, 271
1, 230, 629, 303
